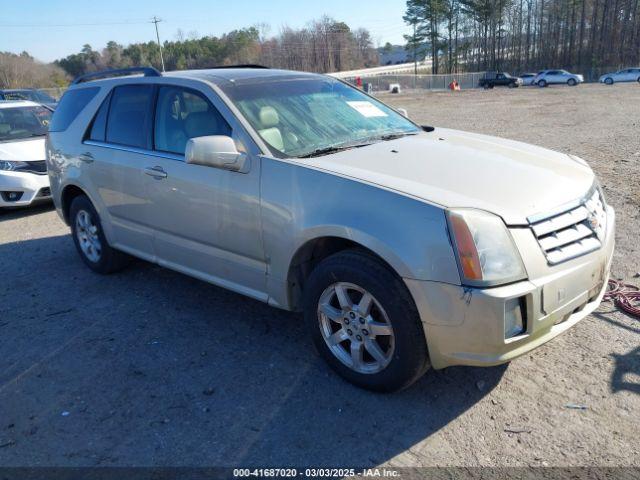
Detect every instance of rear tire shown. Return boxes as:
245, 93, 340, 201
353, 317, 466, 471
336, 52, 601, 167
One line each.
69, 195, 130, 274
303, 249, 430, 392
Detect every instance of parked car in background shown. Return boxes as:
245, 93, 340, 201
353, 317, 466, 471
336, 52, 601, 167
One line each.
48, 67, 614, 392
0, 100, 52, 207
533, 70, 584, 87
599, 68, 640, 85
479, 71, 522, 89
519, 73, 538, 86
0, 89, 58, 109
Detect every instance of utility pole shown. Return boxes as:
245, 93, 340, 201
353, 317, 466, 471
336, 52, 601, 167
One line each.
413, 23, 418, 76
151, 16, 166, 72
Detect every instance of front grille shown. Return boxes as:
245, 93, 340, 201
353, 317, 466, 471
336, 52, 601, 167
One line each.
529, 189, 607, 265
15, 160, 47, 175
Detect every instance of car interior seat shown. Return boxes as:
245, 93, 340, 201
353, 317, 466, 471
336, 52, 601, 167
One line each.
258, 106, 284, 152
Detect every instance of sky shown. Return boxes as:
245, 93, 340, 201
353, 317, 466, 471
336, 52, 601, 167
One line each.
0, 0, 410, 63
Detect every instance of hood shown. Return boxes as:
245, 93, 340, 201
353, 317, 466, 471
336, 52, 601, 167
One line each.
294, 128, 595, 225
0, 138, 46, 162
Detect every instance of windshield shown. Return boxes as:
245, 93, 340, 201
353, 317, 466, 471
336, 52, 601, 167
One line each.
2, 90, 55, 103
0, 106, 52, 142
221, 77, 421, 158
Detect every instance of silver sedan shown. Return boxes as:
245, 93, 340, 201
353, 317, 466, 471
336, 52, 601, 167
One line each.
533, 69, 584, 87
599, 68, 640, 85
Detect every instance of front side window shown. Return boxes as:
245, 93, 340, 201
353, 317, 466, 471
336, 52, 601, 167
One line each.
154, 86, 231, 155
0, 106, 52, 143
106, 85, 154, 149
221, 77, 420, 158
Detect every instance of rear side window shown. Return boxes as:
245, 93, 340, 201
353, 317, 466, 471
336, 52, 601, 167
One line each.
50, 87, 100, 132
87, 92, 112, 142
106, 85, 154, 149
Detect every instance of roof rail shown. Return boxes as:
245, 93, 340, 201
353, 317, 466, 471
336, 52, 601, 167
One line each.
213, 64, 270, 69
71, 67, 162, 85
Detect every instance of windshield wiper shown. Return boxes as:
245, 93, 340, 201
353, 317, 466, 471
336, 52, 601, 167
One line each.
371, 131, 419, 142
299, 141, 373, 158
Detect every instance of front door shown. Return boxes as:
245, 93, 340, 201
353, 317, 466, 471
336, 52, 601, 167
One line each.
142, 85, 267, 300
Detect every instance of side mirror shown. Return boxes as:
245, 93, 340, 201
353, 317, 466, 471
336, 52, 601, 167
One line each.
397, 108, 409, 118
185, 135, 248, 172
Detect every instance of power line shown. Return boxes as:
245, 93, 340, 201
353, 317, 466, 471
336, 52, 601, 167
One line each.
0, 20, 151, 27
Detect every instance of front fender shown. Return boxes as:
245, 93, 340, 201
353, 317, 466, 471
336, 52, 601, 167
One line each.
260, 157, 460, 309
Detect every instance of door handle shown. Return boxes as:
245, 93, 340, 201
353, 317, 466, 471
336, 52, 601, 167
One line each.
144, 166, 168, 179
79, 152, 94, 164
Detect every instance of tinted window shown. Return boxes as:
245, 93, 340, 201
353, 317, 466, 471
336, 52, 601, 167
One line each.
154, 86, 231, 155
50, 87, 100, 132
87, 92, 112, 142
106, 85, 154, 149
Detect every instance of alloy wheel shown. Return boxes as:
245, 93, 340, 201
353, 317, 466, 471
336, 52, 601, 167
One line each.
317, 282, 395, 374
75, 210, 102, 263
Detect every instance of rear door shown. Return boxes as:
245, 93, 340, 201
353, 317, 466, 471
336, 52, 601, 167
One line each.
83, 84, 156, 259
142, 84, 267, 300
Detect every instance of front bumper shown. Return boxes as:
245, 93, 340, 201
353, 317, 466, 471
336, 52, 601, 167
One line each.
0, 170, 51, 207
406, 206, 615, 370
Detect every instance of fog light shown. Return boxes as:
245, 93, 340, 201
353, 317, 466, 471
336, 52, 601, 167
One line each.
505, 297, 526, 339
1, 191, 24, 202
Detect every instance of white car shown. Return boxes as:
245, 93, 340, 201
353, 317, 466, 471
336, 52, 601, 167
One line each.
599, 68, 640, 85
519, 73, 538, 86
533, 70, 584, 87
0, 100, 52, 207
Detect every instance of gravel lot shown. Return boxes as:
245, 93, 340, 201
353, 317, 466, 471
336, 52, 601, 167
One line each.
0, 83, 638, 468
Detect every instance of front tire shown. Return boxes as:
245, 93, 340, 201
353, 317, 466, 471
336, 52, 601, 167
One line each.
605, 77, 614, 85
538, 79, 548, 88
303, 249, 430, 392
567, 78, 577, 86
69, 195, 130, 274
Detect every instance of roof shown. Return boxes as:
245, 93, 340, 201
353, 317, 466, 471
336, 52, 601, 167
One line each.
67, 67, 324, 90
0, 100, 40, 109
0, 88, 39, 93
165, 68, 321, 86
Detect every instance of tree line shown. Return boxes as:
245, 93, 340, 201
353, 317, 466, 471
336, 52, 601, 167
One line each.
0, 51, 67, 89
404, 0, 640, 78
54, 17, 378, 79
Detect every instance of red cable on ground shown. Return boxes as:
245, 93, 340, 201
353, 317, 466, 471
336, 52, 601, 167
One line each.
603, 279, 640, 318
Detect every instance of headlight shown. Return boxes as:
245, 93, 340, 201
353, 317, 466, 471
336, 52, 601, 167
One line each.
0, 160, 29, 171
447, 209, 527, 287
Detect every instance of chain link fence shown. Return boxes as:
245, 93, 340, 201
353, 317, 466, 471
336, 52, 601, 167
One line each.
342, 72, 488, 93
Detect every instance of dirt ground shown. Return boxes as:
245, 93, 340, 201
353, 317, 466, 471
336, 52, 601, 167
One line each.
0, 83, 638, 469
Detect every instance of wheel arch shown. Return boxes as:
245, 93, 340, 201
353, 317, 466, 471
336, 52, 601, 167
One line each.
60, 183, 91, 225
285, 232, 411, 312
